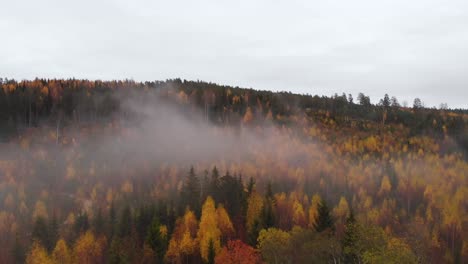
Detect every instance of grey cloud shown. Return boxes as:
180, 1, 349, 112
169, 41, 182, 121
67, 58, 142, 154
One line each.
1, 0, 467, 108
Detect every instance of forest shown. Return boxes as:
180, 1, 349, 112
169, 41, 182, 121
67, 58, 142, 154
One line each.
0, 78, 467, 264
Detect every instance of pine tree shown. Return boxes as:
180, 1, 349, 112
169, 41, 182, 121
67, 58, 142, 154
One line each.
342, 210, 359, 264
92, 208, 105, 236
262, 182, 275, 229
146, 217, 166, 263
209, 166, 220, 202
314, 200, 334, 233
207, 239, 216, 264
118, 206, 132, 238
32, 216, 51, 251
48, 215, 58, 252
181, 166, 201, 216
12, 233, 25, 264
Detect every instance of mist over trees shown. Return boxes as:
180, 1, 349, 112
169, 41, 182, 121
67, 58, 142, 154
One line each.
0, 78, 467, 263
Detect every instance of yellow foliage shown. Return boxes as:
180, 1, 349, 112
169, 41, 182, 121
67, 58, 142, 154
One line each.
26, 241, 54, 264
246, 192, 263, 232
73, 231, 104, 264
378, 175, 392, 198
197, 196, 221, 261
292, 200, 306, 227
217, 205, 234, 238
333, 196, 350, 222
52, 239, 72, 264
308, 194, 321, 228
33, 200, 48, 220
243, 107, 254, 124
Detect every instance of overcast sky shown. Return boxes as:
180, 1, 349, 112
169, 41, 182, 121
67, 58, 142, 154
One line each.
1, 0, 467, 108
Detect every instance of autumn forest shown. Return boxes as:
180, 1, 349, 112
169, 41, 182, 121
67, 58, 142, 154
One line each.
0, 78, 467, 264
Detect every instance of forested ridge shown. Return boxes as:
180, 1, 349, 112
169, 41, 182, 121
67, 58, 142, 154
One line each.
0, 78, 467, 263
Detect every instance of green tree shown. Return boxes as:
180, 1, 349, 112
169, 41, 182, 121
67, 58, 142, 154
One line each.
146, 217, 166, 262
207, 239, 216, 264
342, 210, 358, 263
181, 166, 201, 215
314, 200, 334, 233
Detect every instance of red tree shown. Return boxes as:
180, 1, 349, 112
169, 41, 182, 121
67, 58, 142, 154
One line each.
215, 240, 261, 264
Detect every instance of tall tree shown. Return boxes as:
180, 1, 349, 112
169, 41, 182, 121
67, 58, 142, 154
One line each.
181, 166, 201, 216
145, 217, 166, 263
314, 200, 334, 233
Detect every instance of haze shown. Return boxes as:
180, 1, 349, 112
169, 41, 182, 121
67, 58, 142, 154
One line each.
1, 0, 467, 108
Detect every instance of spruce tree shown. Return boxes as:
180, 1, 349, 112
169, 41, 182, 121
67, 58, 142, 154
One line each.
207, 239, 216, 264
181, 166, 201, 215
314, 200, 334, 233
146, 217, 166, 263
343, 210, 359, 264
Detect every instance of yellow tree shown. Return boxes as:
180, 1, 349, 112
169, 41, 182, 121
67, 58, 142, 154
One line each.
333, 196, 350, 238
308, 194, 321, 228
257, 228, 291, 264
73, 231, 104, 264
52, 239, 71, 264
166, 209, 199, 263
216, 205, 234, 243
26, 241, 54, 264
246, 192, 263, 232
243, 107, 254, 124
197, 196, 221, 262
292, 199, 307, 228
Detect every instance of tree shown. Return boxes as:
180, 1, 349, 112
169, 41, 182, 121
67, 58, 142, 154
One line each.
32, 216, 52, 252
215, 240, 261, 264
308, 194, 321, 229
26, 242, 53, 264
12, 234, 25, 264
391, 96, 400, 108
74, 212, 90, 236
52, 239, 71, 264
314, 200, 334, 233
257, 228, 291, 264
243, 107, 254, 124
197, 197, 221, 262
181, 166, 201, 215
165, 209, 199, 263
380, 94, 390, 108
208, 239, 216, 264
73, 231, 104, 264
145, 217, 166, 262
358, 93, 371, 107
262, 182, 276, 229
413, 98, 423, 109
117, 206, 131, 238
246, 192, 263, 233
216, 205, 234, 243
342, 210, 358, 264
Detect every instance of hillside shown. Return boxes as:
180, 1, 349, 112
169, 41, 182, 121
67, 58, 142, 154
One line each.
0, 78, 467, 263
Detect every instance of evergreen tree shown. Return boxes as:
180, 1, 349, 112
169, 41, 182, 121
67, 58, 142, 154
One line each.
109, 203, 117, 238
262, 182, 275, 229
118, 206, 132, 238
248, 219, 262, 246
32, 216, 52, 251
48, 215, 58, 252
109, 237, 128, 264
207, 239, 216, 264
145, 217, 166, 263
181, 166, 201, 216
342, 210, 359, 263
12, 233, 25, 264
209, 166, 220, 202
247, 177, 255, 196
93, 208, 105, 236
314, 200, 334, 233
74, 212, 90, 235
